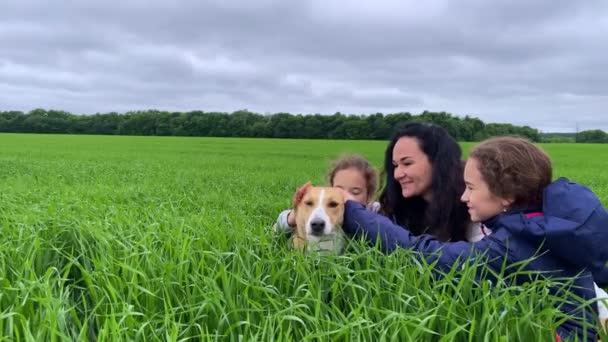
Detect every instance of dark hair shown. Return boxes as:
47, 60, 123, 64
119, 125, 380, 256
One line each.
469, 136, 552, 209
326, 154, 378, 201
379, 123, 469, 241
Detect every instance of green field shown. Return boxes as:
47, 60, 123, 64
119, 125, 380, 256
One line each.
0, 133, 607, 341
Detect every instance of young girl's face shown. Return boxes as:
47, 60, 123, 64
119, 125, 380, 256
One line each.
461, 158, 512, 222
332, 167, 369, 205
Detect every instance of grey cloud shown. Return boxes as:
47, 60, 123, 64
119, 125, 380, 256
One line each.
0, 0, 607, 131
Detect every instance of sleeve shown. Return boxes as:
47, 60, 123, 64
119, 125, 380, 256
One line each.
594, 268, 608, 288
342, 200, 510, 272
273, 209, 295, 234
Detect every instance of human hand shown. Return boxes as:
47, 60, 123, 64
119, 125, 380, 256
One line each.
335, 188, 356, 203
287, 210, 296, 227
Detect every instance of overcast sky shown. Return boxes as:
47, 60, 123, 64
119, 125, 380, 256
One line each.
1, 1, 607, 132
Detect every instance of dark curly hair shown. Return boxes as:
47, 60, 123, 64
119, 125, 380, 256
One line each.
379, 123, 469, 241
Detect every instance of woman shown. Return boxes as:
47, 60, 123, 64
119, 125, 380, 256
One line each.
378, 122, 470, 241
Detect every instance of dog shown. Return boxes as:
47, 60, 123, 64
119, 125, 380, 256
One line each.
291, 182, 347, 254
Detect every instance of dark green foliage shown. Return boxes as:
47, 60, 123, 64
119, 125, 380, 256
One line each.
0, 109, 544, 142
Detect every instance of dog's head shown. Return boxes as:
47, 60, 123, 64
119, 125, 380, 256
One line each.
292, 183, 346, 253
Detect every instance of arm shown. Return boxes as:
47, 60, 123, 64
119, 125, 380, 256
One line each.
343, 200, 509, 270
595, 268, 608, 288
273, 209, 295, 234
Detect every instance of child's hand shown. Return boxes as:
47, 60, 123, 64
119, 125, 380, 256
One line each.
287, 210, 296, 227
336, 188, 356, 203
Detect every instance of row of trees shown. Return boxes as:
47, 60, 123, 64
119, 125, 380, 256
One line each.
0, 109, 549, 142
1, 108, 605, 142
575, 130, 608, 143
541, 130, 608, 143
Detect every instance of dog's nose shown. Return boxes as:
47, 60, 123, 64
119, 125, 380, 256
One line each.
310, 220, 325, 235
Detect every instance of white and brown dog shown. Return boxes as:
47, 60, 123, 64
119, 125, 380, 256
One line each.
291, 182, 347, 253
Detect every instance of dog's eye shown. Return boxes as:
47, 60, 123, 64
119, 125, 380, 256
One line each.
328, 201, 339, 208
304, 200, 314, 206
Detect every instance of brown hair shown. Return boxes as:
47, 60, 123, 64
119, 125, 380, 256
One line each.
469, 136, 553, 209
326, 154, 378, 201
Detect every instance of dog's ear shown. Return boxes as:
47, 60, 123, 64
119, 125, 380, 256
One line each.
293, 181, 312, 209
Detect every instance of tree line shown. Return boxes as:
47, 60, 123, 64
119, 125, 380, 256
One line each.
0, 108, 605, 142
541, 131, 608, 144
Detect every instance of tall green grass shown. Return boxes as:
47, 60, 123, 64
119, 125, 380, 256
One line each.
0, 133, 606, 341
